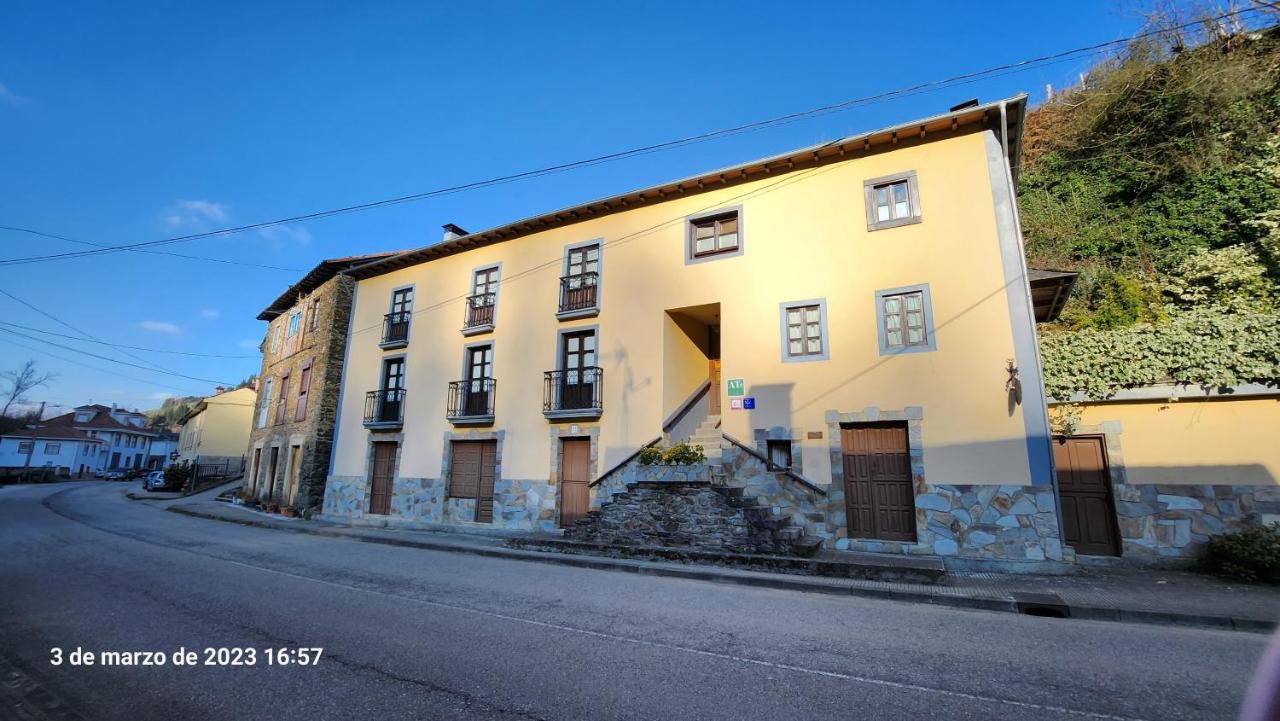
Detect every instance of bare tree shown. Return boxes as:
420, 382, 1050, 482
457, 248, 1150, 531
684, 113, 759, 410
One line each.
1, 360, 55, 418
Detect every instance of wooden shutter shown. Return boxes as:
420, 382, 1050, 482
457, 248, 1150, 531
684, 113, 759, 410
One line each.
275, 372, 290, 424
476, 441, 497, 523
449, 442, 481, 499
294, 361, 312, 421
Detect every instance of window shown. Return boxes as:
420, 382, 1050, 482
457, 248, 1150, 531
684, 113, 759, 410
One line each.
766, 440, 791, 470
688, 210, 741, 259
465, 267, 499, 330
17, 441, 33, 454
258, 377, 274, 428
269, 325, 282, 353
286, 311, 302, 338
863, 171, 922, 231
559, 242, 600, 315
295, 361, 312, 421
275, 372, 290, 424
382, 357, 405, 392
876, 285, 936, 355
391, 287, 413, 316
778, 299, 829, 362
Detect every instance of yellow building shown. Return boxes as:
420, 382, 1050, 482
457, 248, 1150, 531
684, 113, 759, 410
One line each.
1050, 384, 1280, 562
177, 387, 257, 473
324, 95, 1068, 565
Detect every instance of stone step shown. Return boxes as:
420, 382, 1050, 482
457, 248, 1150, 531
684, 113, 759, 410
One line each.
791, 535, 825, 558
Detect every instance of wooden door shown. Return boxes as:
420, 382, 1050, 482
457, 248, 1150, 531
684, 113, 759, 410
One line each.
708, 359, 722, 414
1054, 436, 1120, 556
559, 439, 591, 528
841, 423, 916, 542
286, 445, 302, 504
368, 442, 396, 515
266, 447, 279, 503
476, 441, 497, 523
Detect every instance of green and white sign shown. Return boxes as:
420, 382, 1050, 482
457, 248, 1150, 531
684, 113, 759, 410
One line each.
726, 378, 745, 397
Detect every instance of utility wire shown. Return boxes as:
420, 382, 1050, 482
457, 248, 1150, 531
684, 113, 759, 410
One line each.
0, 320, 261, 358
0, 287, 172, 373
0, 226, 304, 272
0, 336, 204, 396
0, 327, 239, 386
0, 5, 1269, 268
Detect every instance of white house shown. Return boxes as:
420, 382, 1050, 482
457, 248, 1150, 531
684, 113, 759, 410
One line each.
0, 404, 159, 476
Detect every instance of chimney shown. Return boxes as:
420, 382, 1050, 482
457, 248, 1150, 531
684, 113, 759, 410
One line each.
442, 223, 469, 242
214, 386, 225, 395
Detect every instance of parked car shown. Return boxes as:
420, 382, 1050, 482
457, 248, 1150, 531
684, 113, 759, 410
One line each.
103, 470, 125, 481
145, 470, 182, 492
125, 468, 146, 480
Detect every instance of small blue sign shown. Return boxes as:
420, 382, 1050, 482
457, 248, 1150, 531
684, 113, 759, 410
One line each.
742, 397, 756, 410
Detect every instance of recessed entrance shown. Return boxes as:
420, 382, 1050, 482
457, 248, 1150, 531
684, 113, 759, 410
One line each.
1053, 436, 1121, 557
663, 302, 721, 424
840, 422, 917, 543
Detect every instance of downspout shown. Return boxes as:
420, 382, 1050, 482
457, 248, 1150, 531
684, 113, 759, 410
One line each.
999, 100, 1067, 547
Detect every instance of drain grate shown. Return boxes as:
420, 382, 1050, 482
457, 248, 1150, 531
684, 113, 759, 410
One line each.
1012, 592, 1071, 618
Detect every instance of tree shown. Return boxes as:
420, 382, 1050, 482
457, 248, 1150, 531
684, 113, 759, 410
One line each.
0, 360, 55, 418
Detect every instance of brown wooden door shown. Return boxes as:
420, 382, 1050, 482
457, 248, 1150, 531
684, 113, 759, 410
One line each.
559, 439, 591, 528
266, 447, 280, 503
708, 359, 722, 414
368, 442, 396, 515
841, 423, 916, 542
1054, 436, 1121, 556
286, 445, 302, 504
451, 440, 497, 523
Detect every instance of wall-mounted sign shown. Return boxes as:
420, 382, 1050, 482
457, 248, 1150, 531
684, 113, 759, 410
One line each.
743, 397, 756, 410
726, 378, 745, 397
729, 398, 744, 410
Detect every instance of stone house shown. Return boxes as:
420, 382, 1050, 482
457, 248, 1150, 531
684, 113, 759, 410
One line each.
245, 253, 396, 512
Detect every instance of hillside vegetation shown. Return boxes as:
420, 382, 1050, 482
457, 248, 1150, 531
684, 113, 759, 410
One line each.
1020, 16, 1280, 400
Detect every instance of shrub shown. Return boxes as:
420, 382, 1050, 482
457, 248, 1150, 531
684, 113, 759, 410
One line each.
636, 447, 663, 466
660, 443, 706, 466
164, 465, 191, 487
1202, 523, 1280, 584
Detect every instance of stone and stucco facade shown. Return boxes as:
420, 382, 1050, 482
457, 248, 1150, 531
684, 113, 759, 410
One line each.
246, 253, 394, 512
320, 95, 1078, 569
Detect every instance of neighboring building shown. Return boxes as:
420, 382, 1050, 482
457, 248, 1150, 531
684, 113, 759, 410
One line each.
1049, 384, 1280, 562
0, 404, 157, 476
146, 430, 179, 470
245, 252, 396, 513
321, 95, 1084, 566
176, 387, 256, 474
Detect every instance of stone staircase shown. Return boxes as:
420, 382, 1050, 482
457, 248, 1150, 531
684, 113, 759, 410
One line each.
685, 414, 727, 461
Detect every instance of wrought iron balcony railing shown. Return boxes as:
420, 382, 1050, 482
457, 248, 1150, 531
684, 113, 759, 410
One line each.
382, 311, 410, 346
447, 378, 496, 422
364, 388, 405, 427
558, 272, 598, 314
464, 293, 496, 330
543, 367, 602, 418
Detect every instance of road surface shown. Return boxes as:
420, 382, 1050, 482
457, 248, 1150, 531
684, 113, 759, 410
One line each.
0, 481, 1267, 720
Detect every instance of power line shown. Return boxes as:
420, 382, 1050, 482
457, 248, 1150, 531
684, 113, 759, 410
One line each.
0, 287, 172, 373
0, 320, 261, 358
0, 336, 204, 396
0, 226, 304, 272
0, 327, 239, 386
0, 5, 1269, 268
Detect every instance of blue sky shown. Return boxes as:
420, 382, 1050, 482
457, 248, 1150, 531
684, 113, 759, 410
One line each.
0, 1, 1201, 414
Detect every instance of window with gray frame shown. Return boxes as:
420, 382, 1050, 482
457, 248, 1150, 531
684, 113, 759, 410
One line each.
690, 212, 739, 257
879, 289, 931, 351
785, 304, 823, 358
863, 171, 921, 231
44, 442, 60, 455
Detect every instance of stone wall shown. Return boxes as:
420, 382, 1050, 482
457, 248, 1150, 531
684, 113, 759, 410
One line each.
251, 274, 356, 512
1114, 483, 1280, 560
718, 443, 826, 535
322, 473, 559, 532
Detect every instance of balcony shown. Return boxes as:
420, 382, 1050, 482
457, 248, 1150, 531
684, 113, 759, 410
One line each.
380, 311, 411, 349
462, 293, 496, 335
543, 367, 603, 420
363, 389, 405, 430
557, 272, 599, 320
447, 378, 496, 425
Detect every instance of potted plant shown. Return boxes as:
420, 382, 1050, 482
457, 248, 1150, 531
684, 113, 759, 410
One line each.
280, 506, 296, 518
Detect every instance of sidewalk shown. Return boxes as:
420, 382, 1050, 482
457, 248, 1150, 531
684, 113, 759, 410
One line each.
167, 498, 1280, 633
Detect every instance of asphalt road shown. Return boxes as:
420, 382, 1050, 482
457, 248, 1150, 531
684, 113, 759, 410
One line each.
0, 481, 1268, 721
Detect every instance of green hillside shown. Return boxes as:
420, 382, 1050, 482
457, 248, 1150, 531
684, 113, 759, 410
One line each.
1019, 19, 1280, 400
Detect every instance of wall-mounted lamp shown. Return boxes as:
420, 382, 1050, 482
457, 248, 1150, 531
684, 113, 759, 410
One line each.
1005, 359, 1022, 406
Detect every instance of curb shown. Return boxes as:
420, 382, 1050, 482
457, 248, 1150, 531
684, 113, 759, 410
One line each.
166, 504, 1277, 633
